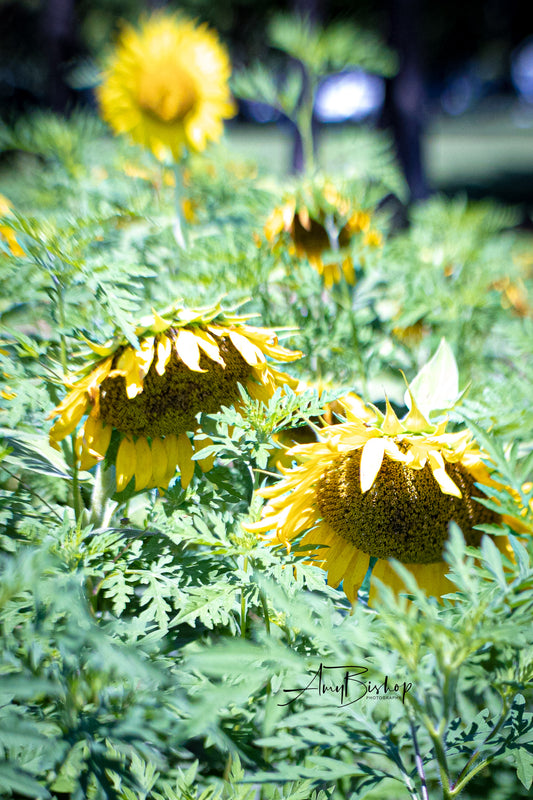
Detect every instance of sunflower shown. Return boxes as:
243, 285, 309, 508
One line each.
264, 181, 382, 289
246, 392, 517, 602
49, 304, 301, 492
0, 195, 25, 257
98, 14, 236, 160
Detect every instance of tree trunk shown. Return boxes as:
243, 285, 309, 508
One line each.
385, 0, 431, 201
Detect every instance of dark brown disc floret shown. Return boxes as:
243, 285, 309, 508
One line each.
315, 449, 500, 563
99, 335, 251, 438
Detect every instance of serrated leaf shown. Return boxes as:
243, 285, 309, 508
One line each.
480, 535, 507, 588
512, 747, 533, 789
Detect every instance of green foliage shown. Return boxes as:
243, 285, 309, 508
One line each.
1, 35, 533, 800
268, 13, 397, 78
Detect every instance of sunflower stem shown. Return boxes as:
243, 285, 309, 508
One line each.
450, 692, 510, 795
240, 555, 249, 638
173, 160, 188, 250
423, 716, 453, 800
334, 279, 369, 397
70, 435, 83, 525
88, 463, 117, 528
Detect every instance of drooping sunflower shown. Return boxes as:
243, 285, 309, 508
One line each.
49, 304, 301, 492
98, 14, 236, 160
264, 180, 383, 289
246, 392, 518, 602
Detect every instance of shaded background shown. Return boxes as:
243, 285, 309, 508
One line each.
2, 0, 533, 205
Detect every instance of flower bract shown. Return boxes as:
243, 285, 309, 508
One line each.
49, 304, 301, 492
98, 14, 236, 160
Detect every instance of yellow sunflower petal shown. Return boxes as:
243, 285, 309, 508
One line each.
177, 432, 195, 488
150, 437, 168, 488
163, 434, 179, 484
360, 437, 386, 493
264, 208, 285, 241
155, 334, 173, 376
88, 418, 112, 461
342, 257, 355, 285
49, 391, 89, 441
428, 450, 462, 497
193, 328, 225, 366
116, 436, 136, 492
79, 334, 115, 357
175, 328, 206, 372
134, 437, 153, 491
228, 330, 265, 367
298, 206, 311, 231
116, 347, 145, 399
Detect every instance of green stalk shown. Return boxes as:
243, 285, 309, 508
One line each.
55, 276, 84, 524
424, 717, 453, 800
240, 555, 249, 638
335, 279, 369, 396
450, 694, 510, 795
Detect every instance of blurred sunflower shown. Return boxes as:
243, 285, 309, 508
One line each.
264, 181, 382, 289
246, 393, 517, 602
49, 303, 301, 492
98, 14, 236, 160
0, 195, 25, 257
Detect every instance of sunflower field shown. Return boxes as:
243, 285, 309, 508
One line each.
1, 11, 533, 800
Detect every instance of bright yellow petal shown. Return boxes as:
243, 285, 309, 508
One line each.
134, 437, 153, 491
194, 328, 225, 366
115, 348, 145, 399
88, 418, 112, 460
79, 334, 115, 357
150, 437, 168, 488
360, 437, 386, 493
264, 208, 285, 241
228, 330, 265, 367
164, 434, 179, 483
155, 334, 172, 376
137, 337, 155, 379
428, 450, 462, 497
175, 329, 206, 372
177, 432, 195, 488
298, 206, 311, 230
49, 391, 89, 441
116, 436, 136, 492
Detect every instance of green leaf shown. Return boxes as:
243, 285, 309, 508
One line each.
0, 428, 90, 482
0, 763, 51, 798
513, 748, 533, 790
480, 535, 507, 589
